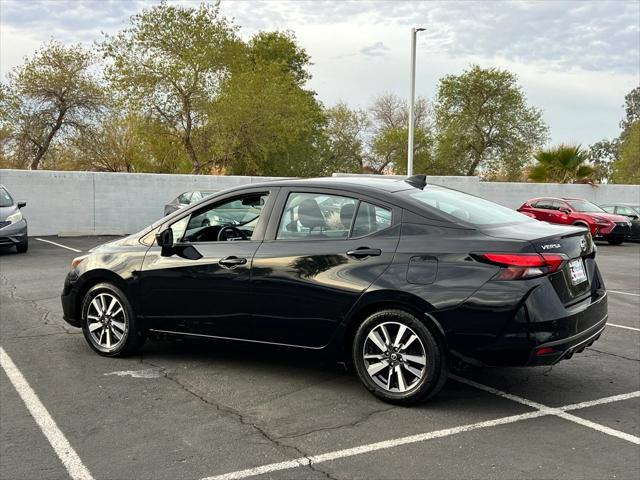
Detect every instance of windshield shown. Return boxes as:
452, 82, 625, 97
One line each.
567, 200, 605, 213
404, 187, 535, 226
0, 187, 13, 207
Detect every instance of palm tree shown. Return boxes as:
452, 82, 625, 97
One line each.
528, 144, 596, 183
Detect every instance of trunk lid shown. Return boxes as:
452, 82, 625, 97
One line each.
483, 221, 595, 305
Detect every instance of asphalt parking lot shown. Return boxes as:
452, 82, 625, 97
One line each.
1, 236, 638, 480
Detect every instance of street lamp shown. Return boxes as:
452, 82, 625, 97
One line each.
407, 27, 425, 176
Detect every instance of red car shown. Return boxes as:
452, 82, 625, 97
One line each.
518, 197, 632, 245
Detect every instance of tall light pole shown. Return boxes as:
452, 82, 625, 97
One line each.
407, 27, 425, 176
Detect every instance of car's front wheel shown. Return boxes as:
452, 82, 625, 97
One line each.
80, 283, 145, 356
353, 309, 447, 405
607, 238, 624, 245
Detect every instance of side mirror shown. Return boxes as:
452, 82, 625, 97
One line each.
156, 228, 174, 257
17, 201, 26, 209
629, 215, 639, 220
559, 208, 571, 214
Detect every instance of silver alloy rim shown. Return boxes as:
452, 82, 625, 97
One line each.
87, 293, 127, 350
362, 321, 427, 393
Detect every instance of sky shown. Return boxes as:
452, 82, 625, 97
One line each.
1, 0, 638, 146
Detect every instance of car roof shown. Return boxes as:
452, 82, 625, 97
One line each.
246, 176, 416, 194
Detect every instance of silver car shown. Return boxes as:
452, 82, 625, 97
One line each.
163, 190, 216, 216
0, 185, 28, 253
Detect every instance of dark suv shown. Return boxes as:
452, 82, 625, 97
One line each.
61, 176, 608, 405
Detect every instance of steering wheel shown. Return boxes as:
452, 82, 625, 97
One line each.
217, 225, 248, 242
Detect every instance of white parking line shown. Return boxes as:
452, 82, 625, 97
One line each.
35, 238, 82, 253
451, 375, 640, 445
0, 347, 94, 480
202, 383, 640, 480
608, 290, 640, 297
608, 323, 640, 332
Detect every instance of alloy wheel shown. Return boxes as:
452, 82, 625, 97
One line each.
86, 293, 128, 350
362, 321, 427, 393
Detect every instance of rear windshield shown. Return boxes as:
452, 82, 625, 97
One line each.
403, 187, 535, 226
0, 187, 13, 207
567, 200, 604, 213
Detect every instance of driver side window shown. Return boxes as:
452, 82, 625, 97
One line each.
174, 192, 269, 243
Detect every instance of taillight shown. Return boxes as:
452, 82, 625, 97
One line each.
473, 253, 568, 280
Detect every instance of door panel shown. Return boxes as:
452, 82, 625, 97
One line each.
250, 228, 400, 348
140, 242, 261, 338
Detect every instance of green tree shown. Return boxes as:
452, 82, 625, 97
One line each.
434, 65, 548, 179
528, 144, 595, 183
368, 93, 433, 174
0, 42, 104, 170
620, 86, 639, 136
208, 59, 325, 176
102, 1, 241, 174
587, 139, 619, 183
612, 121, 640, 184
322, 102, 369, 174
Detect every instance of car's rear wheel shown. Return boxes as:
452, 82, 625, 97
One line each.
80, 283, 145, 357
607, 238, 624, 245
16, 239, 28, 253
353, 309, 447, 405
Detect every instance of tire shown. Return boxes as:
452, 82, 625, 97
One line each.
16, 240, 28, 253
607, 238, 624, 245
352, 309, 448, 405
80, 282, 146, 357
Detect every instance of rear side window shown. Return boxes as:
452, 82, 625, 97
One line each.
276, 193, 393, 240
534, 199, 555, 210
405, 187, 534, 226
277, 193, 357, 240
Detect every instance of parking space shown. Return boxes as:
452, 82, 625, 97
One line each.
1, 237, 639, 480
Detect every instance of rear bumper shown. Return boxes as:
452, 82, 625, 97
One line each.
0, 219, 27, 246
526, 301, 607, 366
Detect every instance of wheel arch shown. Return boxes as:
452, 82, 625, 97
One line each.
337, 290, 447, 363
73, 270, 131, 322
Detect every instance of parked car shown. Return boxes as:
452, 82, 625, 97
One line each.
599, 203, 640, 241
518, 197, 632, 245
164, 190, 215, 216
61, 176, 608, 405
0, 185, 28, 253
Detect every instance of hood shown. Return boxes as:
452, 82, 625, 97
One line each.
0, 205, 18, 221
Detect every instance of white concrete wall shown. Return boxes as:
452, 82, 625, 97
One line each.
0, 169, 285, 236
334, 173, 640, 209
1, 169, 638, 236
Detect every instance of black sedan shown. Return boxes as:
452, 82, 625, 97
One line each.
61, 176, 608, 405
600, 203, 640, 241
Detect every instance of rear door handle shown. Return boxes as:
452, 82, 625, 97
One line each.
219, 256, 247, 268
346, 247, 382, 259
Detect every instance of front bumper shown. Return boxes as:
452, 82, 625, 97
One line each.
0, 219, 27, 246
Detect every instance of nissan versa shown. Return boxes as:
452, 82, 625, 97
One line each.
61, 176, 608, 404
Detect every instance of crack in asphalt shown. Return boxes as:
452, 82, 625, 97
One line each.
274, 405, 396, 441
138, 355, 340, 480
0, 274, 75, 338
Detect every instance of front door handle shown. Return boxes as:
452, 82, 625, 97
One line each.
219, 256, 247, 269
346, 247, 382, 259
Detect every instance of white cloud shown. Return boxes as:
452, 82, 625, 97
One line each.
1, 0, 638, 146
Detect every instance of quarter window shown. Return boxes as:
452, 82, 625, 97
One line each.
352, 202, 392, 237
